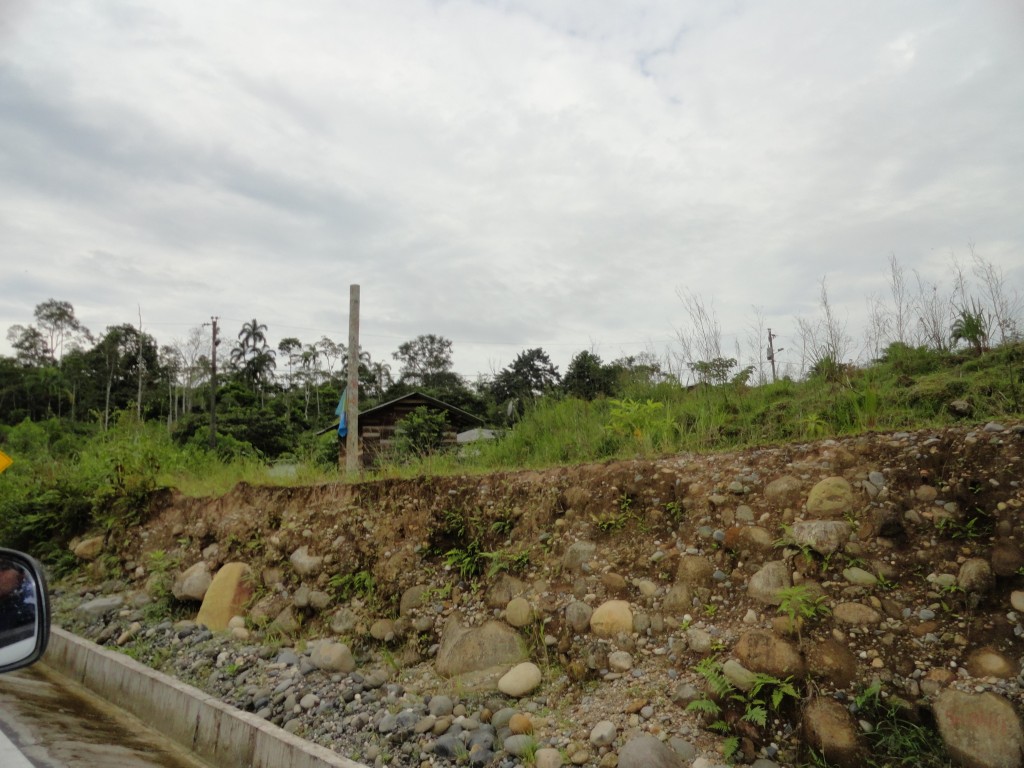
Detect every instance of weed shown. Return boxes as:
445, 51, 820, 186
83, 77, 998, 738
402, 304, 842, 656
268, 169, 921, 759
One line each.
329, 570, 376, 601
664, 500, 685, 524
687, 658, 799, 761
850, 682, 953, 767
777, 585, 830, 629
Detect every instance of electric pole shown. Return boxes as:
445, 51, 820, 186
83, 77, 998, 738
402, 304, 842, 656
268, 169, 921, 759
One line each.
346, 285, 360, 475
766, 328, 783, 383
209, 317, 219, 449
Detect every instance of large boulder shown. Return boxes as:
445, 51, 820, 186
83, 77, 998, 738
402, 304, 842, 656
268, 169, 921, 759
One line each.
73, 536, 105, 561
790, 521, 851, 556
196, 562, 254, 631
435, 619, 527, 678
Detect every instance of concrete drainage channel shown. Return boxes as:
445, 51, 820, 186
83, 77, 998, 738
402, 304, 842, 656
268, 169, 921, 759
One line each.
43, 628, 368, 768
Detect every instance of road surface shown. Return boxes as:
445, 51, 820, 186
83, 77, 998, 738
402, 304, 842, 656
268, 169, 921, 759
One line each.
0, 663, 212, 768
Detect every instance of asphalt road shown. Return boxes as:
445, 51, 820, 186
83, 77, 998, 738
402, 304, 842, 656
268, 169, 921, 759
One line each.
0, 664, 213, 768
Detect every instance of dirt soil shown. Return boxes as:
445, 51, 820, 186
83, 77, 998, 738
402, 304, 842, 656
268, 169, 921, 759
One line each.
70, 421, 1024, 765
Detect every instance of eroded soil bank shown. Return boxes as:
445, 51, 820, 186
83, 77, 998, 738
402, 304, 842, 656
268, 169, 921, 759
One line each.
60, 422, 1024, 767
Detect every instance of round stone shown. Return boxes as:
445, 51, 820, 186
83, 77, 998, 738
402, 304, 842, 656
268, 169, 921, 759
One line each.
498, 662, 543, 698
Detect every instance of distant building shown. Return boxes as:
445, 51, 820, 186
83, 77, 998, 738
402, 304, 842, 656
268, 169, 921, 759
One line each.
324, 391, 484, 468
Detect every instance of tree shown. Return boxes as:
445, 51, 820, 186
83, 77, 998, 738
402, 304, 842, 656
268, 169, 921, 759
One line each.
951, 300, 989, 354
563, 350, 615, 400
238, 318, 268, 355
393, 334, 454, 387
6, 325, 49, 367
491, 348, 560, 419
33, 299, 86, 364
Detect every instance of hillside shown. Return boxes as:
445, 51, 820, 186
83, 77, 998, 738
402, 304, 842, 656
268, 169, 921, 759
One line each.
54, 420, 1024, 768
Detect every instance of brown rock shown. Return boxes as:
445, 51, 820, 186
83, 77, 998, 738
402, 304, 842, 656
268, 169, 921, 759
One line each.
676, 555, 714, 586
733, 629, 806, 678
805, 640, 858, 688
803, 697, 863, 768
833, 602, 882, 626
73, 535, 105, 561
965, 647, 1017, 680
590, 600, 633, 638
933, 689, 1024, 768
196, 562, 254, 631
723, 525, 774, 552
991, 542, 1024, 578
764, 475, 803, 508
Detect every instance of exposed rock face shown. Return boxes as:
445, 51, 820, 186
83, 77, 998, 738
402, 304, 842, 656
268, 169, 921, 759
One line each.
933, 689, 1024, 768
435, 619, 526, 677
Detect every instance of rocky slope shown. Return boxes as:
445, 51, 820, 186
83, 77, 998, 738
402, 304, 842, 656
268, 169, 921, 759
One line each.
57, 422, 1024, 768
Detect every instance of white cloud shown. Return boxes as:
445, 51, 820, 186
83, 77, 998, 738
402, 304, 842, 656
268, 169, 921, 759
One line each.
1, 0, 1022, 380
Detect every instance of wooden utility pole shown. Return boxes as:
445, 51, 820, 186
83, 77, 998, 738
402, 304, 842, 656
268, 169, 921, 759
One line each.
345, 286, 360, 474
209, 317, 219, 449
766, 328, 782, 383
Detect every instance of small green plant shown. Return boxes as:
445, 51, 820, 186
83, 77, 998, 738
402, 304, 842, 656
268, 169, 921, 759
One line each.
851, 682, 953, 767
664, 500, 685, 524
687, 658, 800, 761
936, 514, 988, 540
703, 603, 718, 618
777, 585, 830, 626
329, 569, 376, 600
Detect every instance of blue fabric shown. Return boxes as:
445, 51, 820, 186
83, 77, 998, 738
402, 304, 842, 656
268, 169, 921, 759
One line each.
335, 386, 347, 437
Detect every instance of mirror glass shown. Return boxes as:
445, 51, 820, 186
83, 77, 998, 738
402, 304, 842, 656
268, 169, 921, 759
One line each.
0, 557, 39, 667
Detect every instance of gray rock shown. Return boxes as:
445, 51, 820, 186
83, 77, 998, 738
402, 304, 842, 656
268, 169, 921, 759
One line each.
791, 521, 851, 556
748, 561, 791, 605
76, 595, 125, 620
310, 640, 355, 673
172, 562, 212, 602
618, 734, 685, 768
563, 541, 597, 572
565, 600, 593, 633
589, 720, 617, 747
289, 546, 323, 577
435, 619, 527, 677
503, 734, 537, 757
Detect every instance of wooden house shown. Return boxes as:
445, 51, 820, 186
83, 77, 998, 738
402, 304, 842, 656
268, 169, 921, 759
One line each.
333, 391, 484, 468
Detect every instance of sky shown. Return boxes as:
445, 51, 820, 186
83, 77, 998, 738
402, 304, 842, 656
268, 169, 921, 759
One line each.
2, 0, 1023, 382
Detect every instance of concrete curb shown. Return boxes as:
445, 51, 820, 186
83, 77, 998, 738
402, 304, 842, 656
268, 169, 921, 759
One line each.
43, 627, 367, 768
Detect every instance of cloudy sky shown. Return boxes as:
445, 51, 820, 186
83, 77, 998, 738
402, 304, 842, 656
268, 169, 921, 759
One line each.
2, 0, 1022, 381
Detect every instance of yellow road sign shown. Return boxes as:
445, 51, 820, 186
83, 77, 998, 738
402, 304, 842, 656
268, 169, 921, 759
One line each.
0, 450, 11, 474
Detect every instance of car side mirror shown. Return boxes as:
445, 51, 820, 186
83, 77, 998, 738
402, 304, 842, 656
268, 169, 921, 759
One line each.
0, 548, 50, 673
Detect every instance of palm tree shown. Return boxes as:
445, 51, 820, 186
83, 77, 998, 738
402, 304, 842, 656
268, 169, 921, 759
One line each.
238, 318, 268, 354
951, 302, 989, 354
